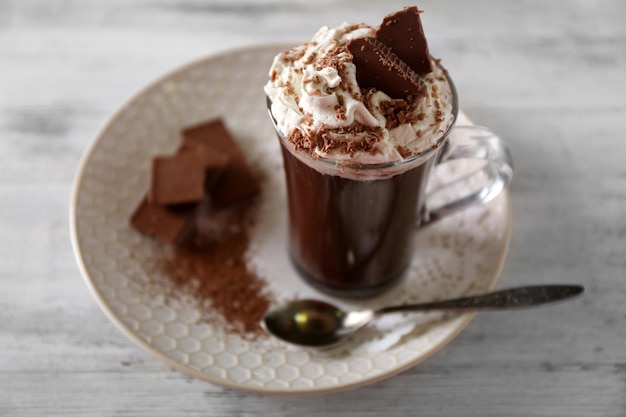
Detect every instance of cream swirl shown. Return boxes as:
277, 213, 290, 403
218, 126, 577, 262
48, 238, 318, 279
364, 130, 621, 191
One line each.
264, 22, 455, 165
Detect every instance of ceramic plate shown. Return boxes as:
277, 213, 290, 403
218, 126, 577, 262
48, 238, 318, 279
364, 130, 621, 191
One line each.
70, 44, 511, 394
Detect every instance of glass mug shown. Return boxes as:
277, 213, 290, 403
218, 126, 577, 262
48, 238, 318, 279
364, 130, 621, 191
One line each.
267, 75, 513, 298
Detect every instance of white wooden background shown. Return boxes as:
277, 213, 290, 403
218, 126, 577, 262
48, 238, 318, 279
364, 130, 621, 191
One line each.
1, 0, 625, 415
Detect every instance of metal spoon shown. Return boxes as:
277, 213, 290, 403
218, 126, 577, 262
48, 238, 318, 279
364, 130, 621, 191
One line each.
261, 285, 584, 348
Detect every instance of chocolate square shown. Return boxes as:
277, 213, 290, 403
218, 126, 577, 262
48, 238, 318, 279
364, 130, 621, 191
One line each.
347, 37, 425, 99
181, 119, 260, 209
149, 150, 229, 206
130, 197, 196, 244
376, 6, 433, 76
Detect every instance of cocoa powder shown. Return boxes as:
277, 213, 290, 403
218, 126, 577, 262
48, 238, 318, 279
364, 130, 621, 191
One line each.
136, 202, 272, 339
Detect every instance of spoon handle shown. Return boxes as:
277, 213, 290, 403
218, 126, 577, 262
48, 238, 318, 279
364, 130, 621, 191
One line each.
376, 285, 584, 315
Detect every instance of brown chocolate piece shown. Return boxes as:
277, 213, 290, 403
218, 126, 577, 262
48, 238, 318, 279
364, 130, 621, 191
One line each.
376, 6, 433, 76
149, 150, 229, 206
130, 197, 196, 244
347, 37, 425, 100
181, 119, 260, 210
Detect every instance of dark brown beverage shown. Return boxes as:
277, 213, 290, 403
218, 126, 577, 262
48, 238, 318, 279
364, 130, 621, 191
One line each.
263, 13, 514, 298
264, 10, 462, 297
280, 141, 438, 297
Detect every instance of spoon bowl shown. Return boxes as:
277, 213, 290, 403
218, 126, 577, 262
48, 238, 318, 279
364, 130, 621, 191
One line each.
261, 300, 350, 347
261, 285, 584, 348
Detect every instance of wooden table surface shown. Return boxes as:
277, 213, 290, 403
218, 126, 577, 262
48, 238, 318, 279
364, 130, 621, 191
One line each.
1, 0, 624, 415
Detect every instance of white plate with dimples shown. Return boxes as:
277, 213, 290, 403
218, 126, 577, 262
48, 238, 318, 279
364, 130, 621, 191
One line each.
70, 43, 511, 394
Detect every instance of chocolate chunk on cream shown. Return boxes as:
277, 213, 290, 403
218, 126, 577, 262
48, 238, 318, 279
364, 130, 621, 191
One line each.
182, 119, 260, 210
376, 6, 432, 76
347, 37, 425, 100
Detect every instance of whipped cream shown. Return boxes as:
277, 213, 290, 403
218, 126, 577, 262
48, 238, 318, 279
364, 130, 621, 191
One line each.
264, 22, 456, 167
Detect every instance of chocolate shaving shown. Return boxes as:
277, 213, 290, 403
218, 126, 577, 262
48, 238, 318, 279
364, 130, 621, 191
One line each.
287, 124, 383, 157
380, 95, 421, 129
347, 37, 426, 100
396, 145, 412, 158
313, 42, 351, 72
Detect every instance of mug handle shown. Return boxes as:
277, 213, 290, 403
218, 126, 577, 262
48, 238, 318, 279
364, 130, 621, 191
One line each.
422, 125, 514, 225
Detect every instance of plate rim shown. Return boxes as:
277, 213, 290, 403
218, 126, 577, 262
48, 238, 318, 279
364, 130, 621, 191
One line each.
69, 42, 512, 395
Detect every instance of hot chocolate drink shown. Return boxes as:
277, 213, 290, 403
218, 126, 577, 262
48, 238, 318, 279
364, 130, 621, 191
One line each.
265, 7, 459, 296
280, 144, 439, 296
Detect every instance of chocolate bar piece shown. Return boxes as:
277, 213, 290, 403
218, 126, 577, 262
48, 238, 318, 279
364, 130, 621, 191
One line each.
149, 150, 229, 206
376, 6, 433, 76
181, 119, 260, 210
347, 37, 426, 100
130, 197, 196, 244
